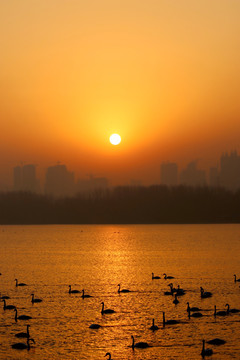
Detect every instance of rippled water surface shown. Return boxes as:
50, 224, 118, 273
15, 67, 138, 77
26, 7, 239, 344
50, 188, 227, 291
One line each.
0, 224, 240, 359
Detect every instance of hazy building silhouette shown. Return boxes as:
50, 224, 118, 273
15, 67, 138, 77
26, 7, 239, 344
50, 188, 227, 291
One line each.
76, 175, 108, 194
209, 167, 219, 187
45, 165, 75, 197
13, 164, 39, 193
180, 161, 206, 186
219, 151, 240, 191
160, 162, 178, 186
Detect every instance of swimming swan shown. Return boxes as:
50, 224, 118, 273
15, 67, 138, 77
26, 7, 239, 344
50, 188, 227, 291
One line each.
104, 352, 112, 359
15, 279, 27, 287
15, 325, 30, 338
69, 285, 80, 294
214, 305, 228, 317
31, 294, 42, 303
201, 340, 213, 357
200, 287, 212, 298
131, 335, 149, 349
149, 318, 159, 330
163, 273, 174, 279
2, 299, 16, 310
152, 273, 160, 279
101, 302, 115, 315
82, 289, 92, 298
11, 338, 35, 350
163, 311, 179, 326
118, 284, 130, 293
15, 308, 32, 322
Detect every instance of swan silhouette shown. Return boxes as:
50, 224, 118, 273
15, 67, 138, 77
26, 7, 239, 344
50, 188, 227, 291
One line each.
149, 318, 159, 330
2, 299, 16, 310
152, 273, 160, 279
187, 302, 201, 312
15, 325, 30, 338
15, 279, 27, 287
163, 311, 179, 326
89, 323, 101, 329
131, 335, 149, 349
234, 274, 240, 282
82, 289, 92, 298
188, 308, 203, 318
69, 285, 80, 294
11, 338, 35, 350
201, 340, 213, 357
31, 294, 42, 303
118, 284, 130, 293
163, 273, 174, 279
214, 305, 228, 317
200, 287, 212, 298
104, 352, 112, 359
15, 308, 32, 322
225, 303, 240, 314
101, 302, 115, 315
176, 285, 186, 296
207, 338, 226, 345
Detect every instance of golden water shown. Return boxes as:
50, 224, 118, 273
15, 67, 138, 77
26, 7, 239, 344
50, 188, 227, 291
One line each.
0, 224, 240, 359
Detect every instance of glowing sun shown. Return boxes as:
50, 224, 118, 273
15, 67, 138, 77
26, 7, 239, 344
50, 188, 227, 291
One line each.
109, 133, 121, 145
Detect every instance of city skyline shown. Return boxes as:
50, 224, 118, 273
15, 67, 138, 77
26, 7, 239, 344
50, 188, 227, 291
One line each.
4, 149, 240, 195
1, 1, 240, 190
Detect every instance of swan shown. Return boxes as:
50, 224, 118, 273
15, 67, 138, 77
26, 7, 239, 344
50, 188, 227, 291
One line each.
149, 318, 159, 330
15, 279, 27, 287
89, 323, 101, 329
163, 311, 179, 326
234, 274, 240, 282
207, 338, 226, 345
2, 299, 16, 310
131, 335, 149, 349
173, 294, 179, 304
118, 284, 130, 293
168, 283, 177, 293
101, 302, 115, 315
163, 273, 174, 279
200, 287, 212, 298
187, 302, 201, 312
31, 294, 42, 303
188, 309, 203, 318
176, 285, 186, 296
69, 285, 80, 294
225, 303, 240, 314
201, 340, 213, 357
152, 273, 160, 279
15, 308, 32, 322
15, 325, 30, 338
11, 338, 35, 350
0, 293, 10, 300
104, 353, 112, 359
81, 289, 92, 298
214, 305, 228, 317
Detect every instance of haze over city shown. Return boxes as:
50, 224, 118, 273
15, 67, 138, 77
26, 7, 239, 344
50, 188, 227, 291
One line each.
1, 0, 240, 190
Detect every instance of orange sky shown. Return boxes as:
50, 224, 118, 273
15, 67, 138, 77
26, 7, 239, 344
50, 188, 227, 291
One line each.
0, 0, 240, 187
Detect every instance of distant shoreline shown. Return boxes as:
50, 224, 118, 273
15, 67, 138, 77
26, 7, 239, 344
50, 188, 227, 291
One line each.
0, 185, 239, 225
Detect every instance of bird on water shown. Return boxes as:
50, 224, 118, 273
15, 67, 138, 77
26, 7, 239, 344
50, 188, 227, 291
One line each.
15, 325, 30, 338
214, 305, 228, 317
104, 352, 112, 359
11, 338, 35, 350
101, 302, 115, 315
2, 299, 16, 310
149, 318, 159, 331
15, 279, 27, 287
186, 302, 201, 312
162, 311, 179, 326
118, 284, 130, 293
89, 323, 101, 329
207, 338, 226, 345
15, 308, 32, 322
201, 340, 213, 357
131, 335, 149, 349
152, 273, 160, 279
163, 273, 174, 279
234, 274, 240, 282
31, 294, 42, 303
81, 289, 92, 298
225, 303, 240, 313
200, 287, 212, 298
69, 285, 80, 294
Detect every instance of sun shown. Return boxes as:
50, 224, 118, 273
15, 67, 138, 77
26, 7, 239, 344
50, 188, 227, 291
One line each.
109, 133, 121, 145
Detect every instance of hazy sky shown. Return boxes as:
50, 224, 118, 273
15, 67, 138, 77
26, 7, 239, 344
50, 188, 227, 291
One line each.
1, 0, 240, 187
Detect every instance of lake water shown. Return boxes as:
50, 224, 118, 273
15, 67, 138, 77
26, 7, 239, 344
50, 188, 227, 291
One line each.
0, 224, 240, 359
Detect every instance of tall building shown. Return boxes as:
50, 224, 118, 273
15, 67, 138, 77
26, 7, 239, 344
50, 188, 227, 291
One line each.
180, 161, 206, 186
209, 167, 219, 187
13, 164, 39, 192
219, 151, 240, 190
44, 165, 75, 197
160, 162, 178, 186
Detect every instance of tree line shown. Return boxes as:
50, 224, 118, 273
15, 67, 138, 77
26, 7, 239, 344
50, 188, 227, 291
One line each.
0, 185, 240, 224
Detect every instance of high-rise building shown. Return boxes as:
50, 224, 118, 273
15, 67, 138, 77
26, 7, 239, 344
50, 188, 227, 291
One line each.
160, 162, 178, 186
219, 151, 240, 191
44, 165, 75, 197
180, 161, 206, 186
13, 164, 39, 192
